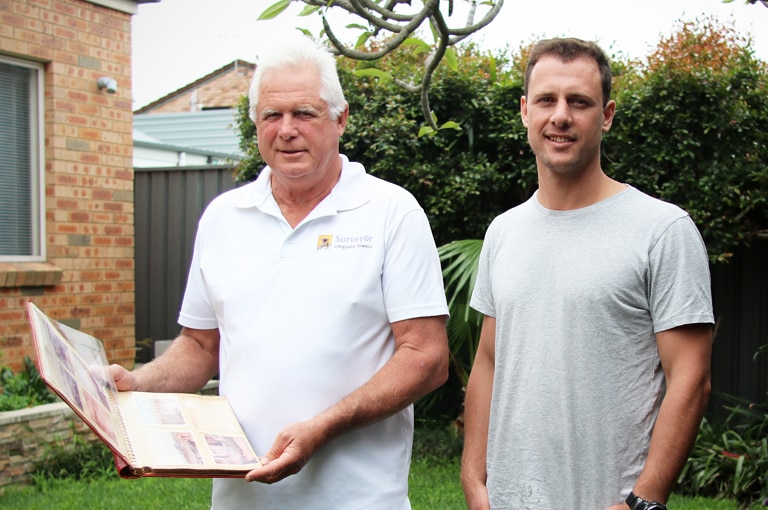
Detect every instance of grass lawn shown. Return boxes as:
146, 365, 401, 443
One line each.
1, 456, 763, 509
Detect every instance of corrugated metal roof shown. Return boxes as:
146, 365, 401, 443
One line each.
133, 128, 239, 157
133, 109, 244, 156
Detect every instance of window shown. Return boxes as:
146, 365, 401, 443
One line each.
0, 56, 45, 261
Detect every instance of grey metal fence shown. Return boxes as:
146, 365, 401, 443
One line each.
134, 165, 238, 359
710, 240, 768, 413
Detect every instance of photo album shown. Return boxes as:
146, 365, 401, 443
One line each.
25, 300, 261, 478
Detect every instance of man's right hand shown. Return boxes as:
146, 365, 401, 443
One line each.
109, 364, 138, 391
462, 482, 491, 510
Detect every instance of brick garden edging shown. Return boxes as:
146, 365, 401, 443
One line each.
0, 401, 97, 492
0, 380, 220, 492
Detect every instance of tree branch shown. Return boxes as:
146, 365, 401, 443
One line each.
292, 0, 504, 129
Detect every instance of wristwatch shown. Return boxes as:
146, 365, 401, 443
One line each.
626, 491, 668, 510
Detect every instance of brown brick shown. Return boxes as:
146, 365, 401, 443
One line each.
0, 0, 136, 373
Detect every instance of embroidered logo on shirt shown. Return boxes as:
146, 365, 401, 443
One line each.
316, 234, 374, 251
317, 235, 333, 250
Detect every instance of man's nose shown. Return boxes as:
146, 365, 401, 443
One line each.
550, 101, 571, 128
278, 114, 299, 138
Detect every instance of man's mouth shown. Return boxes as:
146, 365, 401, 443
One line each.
546, 135, 574, 143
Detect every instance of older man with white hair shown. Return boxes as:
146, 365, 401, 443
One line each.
111, 36, 449, 510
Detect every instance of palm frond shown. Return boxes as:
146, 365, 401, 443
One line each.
438, 239, 484, 385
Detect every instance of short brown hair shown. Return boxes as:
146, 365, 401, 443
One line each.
524, 38, 612, 106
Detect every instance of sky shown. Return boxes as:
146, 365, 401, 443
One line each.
130, 0, 768, 110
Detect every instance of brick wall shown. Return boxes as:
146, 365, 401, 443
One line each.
0, 0, 136, 373
142, 63, 254, 113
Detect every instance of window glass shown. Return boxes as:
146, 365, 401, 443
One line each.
0, 57, 44, 261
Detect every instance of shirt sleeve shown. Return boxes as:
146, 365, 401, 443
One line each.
177, 222, 219, 330
382, 208, 449, 323
469, 221, 496, 318
648, 215, 715, 333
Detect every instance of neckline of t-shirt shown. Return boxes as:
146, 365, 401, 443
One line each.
531, 184, 633, 217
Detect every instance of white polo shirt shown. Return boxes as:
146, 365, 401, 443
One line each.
179, 156, 448, 510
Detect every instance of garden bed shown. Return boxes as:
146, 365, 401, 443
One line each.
0, 380, 219, 491
0, 401, 96, 490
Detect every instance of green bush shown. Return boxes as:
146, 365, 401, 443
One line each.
0, 356, 57, 411
677, 395, 768, 507
32, 433, 115, 483
232, 94, 264, 184
605, 17, 768, 263
413, 418, 463, 462
338, 43, 532, 246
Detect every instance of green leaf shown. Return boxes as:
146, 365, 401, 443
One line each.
298, 4, 320, 16
258, 0, 292, 20
428, 19, 439, 42
418, 125, 436, 137
439, 120, 461, 131
444, 47, 458, 72
402, 38, 432, 54
352, 68, 391, 81
354, 32, 371, 49
296, 27, 313, 38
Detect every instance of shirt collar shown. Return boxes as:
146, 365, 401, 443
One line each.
235, 155, 371, 213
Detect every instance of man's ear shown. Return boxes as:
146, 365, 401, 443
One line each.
337, 104, 350, 136
602, 100, 616, 132
520, 96, 529, 128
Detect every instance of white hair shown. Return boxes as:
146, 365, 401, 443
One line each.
248, 36, 347, 122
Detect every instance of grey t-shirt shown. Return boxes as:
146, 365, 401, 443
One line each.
470, 186, 714, 509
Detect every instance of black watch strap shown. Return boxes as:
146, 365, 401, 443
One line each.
626, 491, 668, 510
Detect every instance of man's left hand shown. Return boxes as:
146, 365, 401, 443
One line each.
244, 420, 326, 484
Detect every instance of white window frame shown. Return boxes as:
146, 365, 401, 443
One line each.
0, 55, 45, 262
